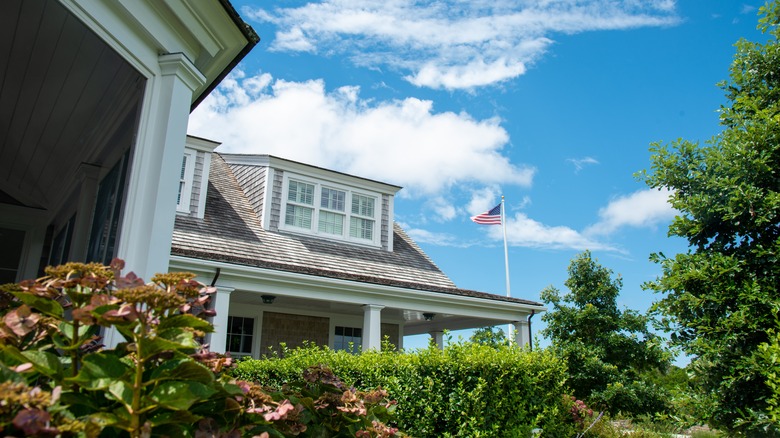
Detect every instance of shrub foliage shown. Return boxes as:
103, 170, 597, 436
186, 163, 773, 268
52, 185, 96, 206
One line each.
232, 340, 577, 437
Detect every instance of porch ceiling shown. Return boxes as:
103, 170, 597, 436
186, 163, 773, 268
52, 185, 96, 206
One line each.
0, 0, 143, 210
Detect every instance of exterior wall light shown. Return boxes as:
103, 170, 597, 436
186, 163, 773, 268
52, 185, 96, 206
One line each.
261, 295, 276, 304
423, 313, 435, 321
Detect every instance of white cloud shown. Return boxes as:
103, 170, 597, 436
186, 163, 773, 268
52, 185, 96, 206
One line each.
464, 188, 675, 252
404, 227, 464, 247
491, 213, 618, 251
466, 187, 502, 217
567, 156, 599, 172
585, 188, 676, 235
189, 72, 534, 196
430, 197, 457, 221
247, 0, 680, 89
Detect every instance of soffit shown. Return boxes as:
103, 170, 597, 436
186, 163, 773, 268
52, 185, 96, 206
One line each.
0, 0, 143, 210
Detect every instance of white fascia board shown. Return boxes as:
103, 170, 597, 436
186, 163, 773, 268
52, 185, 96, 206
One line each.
169, 255, 546, 320
161, 0, 221, 57
185, 135, 221, 153
166, 0, 249, 82
222, 155, 402, 196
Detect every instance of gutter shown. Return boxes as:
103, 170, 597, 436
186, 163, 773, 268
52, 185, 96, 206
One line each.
191, 0, 260, 111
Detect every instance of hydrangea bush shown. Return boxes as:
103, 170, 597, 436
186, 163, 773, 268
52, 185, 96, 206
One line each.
0, 261, 402, 437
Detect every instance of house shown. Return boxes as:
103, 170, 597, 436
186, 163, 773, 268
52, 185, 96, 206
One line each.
0, 0, 257, 346
170, 136, 545, 355
0, 0, 543, 355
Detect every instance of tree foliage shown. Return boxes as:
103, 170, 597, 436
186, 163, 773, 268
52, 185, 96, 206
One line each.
541, 251, 670, 416
469, 326, 511, 348
641, 2, 780, 434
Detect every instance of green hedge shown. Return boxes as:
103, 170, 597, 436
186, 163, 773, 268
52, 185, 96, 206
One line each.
233, 342, 576, 437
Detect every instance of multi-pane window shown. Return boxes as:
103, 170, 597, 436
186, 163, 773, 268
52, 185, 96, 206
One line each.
226, 316, 254, 356
288, 180, 314, 204
321, 187, 345, 210
334, 326, 362, 353
281, 176, 378, 245
318, 187, 345, 235
349, 194, 375, 241
318, 210, 343, 235
285, 180, 315, 229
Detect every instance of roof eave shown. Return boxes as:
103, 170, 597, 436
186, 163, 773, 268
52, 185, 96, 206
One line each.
169, 253, 546, 311
191, 0, 259, 111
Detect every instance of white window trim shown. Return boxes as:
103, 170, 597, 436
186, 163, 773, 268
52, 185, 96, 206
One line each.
225, 314, 258, 358
279, 173, 380, 247
176, 150, 196, 213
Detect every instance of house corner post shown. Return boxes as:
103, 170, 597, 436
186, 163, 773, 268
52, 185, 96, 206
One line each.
513, 319, 530, 348
362, 304, 384, 351
105, 54, 205, 349
117, 53, 206, 284
209, 287, 234, 354
429, 331, 445, 350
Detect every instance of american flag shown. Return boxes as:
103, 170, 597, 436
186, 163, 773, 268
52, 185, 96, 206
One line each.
471, 203, 501, 225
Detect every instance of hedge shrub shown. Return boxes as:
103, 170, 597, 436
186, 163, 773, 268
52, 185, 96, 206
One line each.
233, 342, 576, 437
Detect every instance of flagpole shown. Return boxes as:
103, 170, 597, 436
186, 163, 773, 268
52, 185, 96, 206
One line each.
501, 196, 513, 341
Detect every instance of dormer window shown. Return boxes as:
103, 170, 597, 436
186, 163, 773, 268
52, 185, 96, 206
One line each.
350, 194, 375, 240
281, 174, 379, 246
284, 180, 315, 228
319, 187, 346, 235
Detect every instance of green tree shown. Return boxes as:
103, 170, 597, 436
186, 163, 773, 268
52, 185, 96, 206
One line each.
641, 2, 780, 434
541, 251, 670, 416
469, 326, 511, 348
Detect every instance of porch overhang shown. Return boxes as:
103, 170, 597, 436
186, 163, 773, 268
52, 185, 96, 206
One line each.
169, 255, 546, 337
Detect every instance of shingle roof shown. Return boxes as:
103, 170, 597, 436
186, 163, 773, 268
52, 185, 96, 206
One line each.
171, 154, 542, 306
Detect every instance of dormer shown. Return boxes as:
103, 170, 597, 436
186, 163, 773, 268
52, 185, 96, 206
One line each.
220, 154, 401, 251
177, 136, 220, 218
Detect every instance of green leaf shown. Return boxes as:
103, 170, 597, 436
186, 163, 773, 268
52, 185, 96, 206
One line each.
159, 314, 213, 332
148, 410, 201, 426
86, 412, 120, 428
157, 327, 200, 348
108, 380, 134, 409
0, 362, 25, 383
12, 292, 63, 318
68, 352, 130, 390
138, 335, 192, 358
148, 381, 216, 411
0, 344, 29, 366
148, 359, 214, 385
21, 350, 63, 379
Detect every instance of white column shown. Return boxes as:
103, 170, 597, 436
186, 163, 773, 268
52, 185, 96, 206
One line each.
209, 287, 234, 354
362, 304, 384, 351
116, 53, 206, 282
514, 319, 530, 348
429, 330, 444, 350
70, 163, 101, 261
104, 54, 205, 349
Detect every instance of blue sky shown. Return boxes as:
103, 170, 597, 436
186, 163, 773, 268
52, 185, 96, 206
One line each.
189, 1, 768, 360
